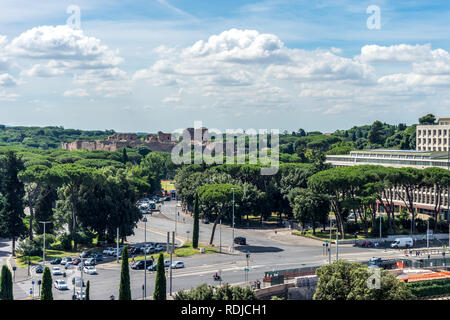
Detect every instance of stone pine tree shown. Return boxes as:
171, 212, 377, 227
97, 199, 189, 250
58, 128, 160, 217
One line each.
34, 184, 54, 235
40, 266, 53, 300
153, 253, 166, 300
192, 193, 199, 249
0, 265, 13, 300
0, 151, 27, 256
119, 246, 131, 300
86, 280, 90, 300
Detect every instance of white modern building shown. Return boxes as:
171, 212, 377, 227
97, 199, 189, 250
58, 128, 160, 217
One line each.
326, 117, 450, 218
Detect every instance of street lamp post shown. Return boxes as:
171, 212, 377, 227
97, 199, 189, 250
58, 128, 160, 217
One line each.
328, 219, 332, 264
143, 217, 147, 299
427, 219, 429, 249
336, 226, 339, 261
116, 227, 119, 264
175, 211, 178, 237
219, 219, 222, 253
232, 188, 235, 253
38, 221, 51, 266
379, 214, 382, 240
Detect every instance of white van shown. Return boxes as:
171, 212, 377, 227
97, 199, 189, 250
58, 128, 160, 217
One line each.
391, 237, 413, 248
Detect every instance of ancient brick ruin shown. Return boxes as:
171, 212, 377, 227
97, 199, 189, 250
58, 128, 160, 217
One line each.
61, 131, 177, 152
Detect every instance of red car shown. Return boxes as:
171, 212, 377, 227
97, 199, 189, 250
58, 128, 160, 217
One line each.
72, 258, 81, 265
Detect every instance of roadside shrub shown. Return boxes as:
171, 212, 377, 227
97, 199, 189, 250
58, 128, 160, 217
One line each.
415, 218, 427, 233
33, 234, 57, 249
73, 230, 95, 247
407, 278, 450, 298
56, 233, 72, 251
345, 221, 360, 234
16, 239, 42, 257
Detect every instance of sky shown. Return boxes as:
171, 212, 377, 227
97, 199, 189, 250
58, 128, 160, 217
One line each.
1, 0, 450, 133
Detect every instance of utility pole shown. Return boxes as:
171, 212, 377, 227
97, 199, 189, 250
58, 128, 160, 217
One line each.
80, 256, 84, 299
232, 188, 235, 253
427, 219, 429, 249
175, 211, 178, 237
38, 221, 51, 266
116, 227, 119, 264
143, 217, 147, 300
170, 231, 174, 296
329, 219, 332, 264
219, 219, 222, 253
336, 227, 339, 261
379, 214, 382, 240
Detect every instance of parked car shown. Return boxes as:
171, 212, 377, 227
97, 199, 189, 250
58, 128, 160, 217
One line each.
72, 258, 82, 265
35, 265, 44, 273
164, 260, 171, 268
84, 258, 96, 266
154, 245, 164, 253
103, 247, 113, 255
54, 280, 69, 290
130, 247, 141, 255
369, 257, 398, 269
171, 261, 184, 269
80, 251, 92, 258
391, 237, 414, 248
147, 264, 158, 271
131, 260, 153, 270
50, 257, 62, 265
83, 266, 98, 275
61, 257, 72, 265
234, 237, 246, 245
143, 246, 155, 254
52, 267, 63, 276
75, 291, 86, 300
94, 254, 103, 262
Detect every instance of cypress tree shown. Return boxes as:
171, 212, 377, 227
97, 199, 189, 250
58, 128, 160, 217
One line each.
86, 280, 90, 300
122, 148, 129, 164
0, 265, 13, 300
0, 151, 27, 256
119, 246, 131, 300
192, 193, 199, 249
40, 266, 53, 300
153, 253, 166, 300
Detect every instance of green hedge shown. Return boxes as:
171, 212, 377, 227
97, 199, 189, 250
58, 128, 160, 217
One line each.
407, 278, 450, 297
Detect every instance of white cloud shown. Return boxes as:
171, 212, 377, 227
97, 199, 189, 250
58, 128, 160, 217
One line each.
162, 96, 181, 103
360, 44, 433, 63
0, 73, 17, 87
323, 104, 352, 115
6, 25, 123, 68
0, 90, 19, 101
21, 60, 66, 77
63, 88, 89, 97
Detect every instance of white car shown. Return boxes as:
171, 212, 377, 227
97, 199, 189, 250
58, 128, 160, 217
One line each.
52, 267, 63, 275
103, 247, 113, 255
171, 261, 184, 269
75, 291, 86, 300
164, 260, 171, 268
54, 280, 69, 290
83, 266, 98, 275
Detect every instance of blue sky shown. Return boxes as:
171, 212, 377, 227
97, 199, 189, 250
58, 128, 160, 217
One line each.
1, 0, 450, 133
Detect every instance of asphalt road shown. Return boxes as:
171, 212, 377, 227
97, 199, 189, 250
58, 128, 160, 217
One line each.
10, 200, 416, 300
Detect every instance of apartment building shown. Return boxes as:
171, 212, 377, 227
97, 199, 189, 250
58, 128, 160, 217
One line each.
326, 117, 450, 218
416, 117, 450, 151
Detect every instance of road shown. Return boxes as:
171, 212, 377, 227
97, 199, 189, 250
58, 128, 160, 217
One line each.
9, 200, 417, 300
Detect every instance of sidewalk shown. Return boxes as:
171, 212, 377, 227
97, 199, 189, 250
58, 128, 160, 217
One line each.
8, 255, 34, 283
